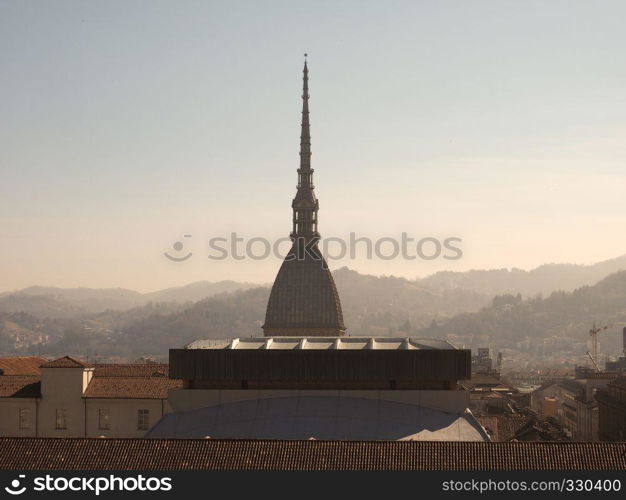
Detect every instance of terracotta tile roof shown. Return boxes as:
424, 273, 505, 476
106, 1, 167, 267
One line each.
0, 356, 47, 375
0, 359, 177, 398
83, 377, 181, 399
40, 356, 90, 369
0, 439, 624, 470
0, 376, 41, 398
477, 415, 532, 442
93, 364, 169, 378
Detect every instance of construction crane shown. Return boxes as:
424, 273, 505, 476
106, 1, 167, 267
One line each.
586, 351, 601, 372
589, 321, 611, 369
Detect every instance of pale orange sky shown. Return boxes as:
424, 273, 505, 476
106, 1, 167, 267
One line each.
1, 1, 625, 292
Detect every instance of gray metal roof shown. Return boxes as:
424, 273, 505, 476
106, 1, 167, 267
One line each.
185, 337, 457, 351
146, 395, 488, 441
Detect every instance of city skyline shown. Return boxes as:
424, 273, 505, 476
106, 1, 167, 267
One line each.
2, 1, 626, 292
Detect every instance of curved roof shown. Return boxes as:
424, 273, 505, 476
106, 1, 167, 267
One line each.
263, 243, 345, 335
146, 396, 488, 441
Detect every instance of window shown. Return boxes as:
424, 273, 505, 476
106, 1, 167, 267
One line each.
19, 408, 30, 429
137, 409, 149, 431
98, 409, 110, 430
55, 409, 67, 430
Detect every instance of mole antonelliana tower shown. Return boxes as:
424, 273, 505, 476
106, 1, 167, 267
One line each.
262, 58, 346, 337
160, 59, 475, 444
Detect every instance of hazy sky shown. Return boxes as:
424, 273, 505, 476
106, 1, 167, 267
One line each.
1, 0, 625, 292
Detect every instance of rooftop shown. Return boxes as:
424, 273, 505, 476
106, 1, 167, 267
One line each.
171, 338, 470, 386
0, 357, 177, 399
186, 337, 456, 351
608, 375, 626, 389
0, 356, 46, 376
584, 372, 623, 380
0, 376, 40, 398
0, 438, 623, 470
93, 364, 169, 378
83, 377, 181, 399
147, 396, 487, 441
476, 415, 532, 442
40, 356, 91, 369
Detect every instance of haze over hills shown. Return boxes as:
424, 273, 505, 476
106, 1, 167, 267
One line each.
5, 268, 625, 360
1, 254, 626, 358
2, 254, 626, 318
0, 281, 263, 318
420, 254, 626, 297
420, 270, 626, 362
142, 281, 266, 304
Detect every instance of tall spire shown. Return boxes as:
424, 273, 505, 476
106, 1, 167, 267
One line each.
291, 56, 319, 242
300, 55, 311, 172
262, 57, 346, 337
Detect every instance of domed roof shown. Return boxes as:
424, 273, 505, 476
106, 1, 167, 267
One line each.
263, 243, 345, 336
146, 396, 488, 441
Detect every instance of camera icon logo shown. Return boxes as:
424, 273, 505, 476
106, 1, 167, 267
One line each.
164, 234, 193, 262
4, 475, 27, 495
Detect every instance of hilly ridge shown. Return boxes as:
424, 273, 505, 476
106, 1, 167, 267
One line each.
0, 281, 261, 318
2, 254, 626, 358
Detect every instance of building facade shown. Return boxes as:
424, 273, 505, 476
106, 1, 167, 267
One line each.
530, 374, 620, 441
597, 376, 626, 441
0, 356, 180, 438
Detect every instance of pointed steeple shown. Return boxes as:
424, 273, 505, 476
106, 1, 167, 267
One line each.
262, 57, 346, 337
300, 57, 311, 172
291, 55, 319, 242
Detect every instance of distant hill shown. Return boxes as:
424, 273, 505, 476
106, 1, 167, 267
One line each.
115, 270, 491, 353
0, 294, 86, 319
0, 281, 262, 318
119, 288, 271, 354
421, 270, 626, 354
333, 267, 488, 335
3, 254, 626, 358
44, 268, 626, 358
0, 287, 144, 317
141, 280, 263, 304
2, 254, 625, 320
420, 254, 626, 297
